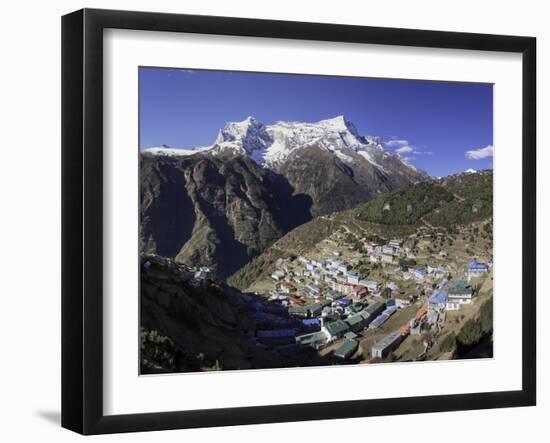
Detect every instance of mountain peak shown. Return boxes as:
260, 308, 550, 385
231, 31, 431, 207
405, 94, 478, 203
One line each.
214, 116, 272, 155
320, 114, 347, 124
145, 116, 425, 178
215, 116, 264, 142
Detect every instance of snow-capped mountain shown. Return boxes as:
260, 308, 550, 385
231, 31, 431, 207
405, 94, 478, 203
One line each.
142, 115, 424, 178
140, 116, 430, 276
142, 144, 211, 157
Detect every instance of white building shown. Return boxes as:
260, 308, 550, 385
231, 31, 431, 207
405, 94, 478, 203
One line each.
271, 270, 285, 281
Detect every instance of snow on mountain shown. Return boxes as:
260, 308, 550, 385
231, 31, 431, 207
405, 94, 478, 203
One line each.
141, 144, 211, 157
142, 115, 420, 175
464, 168, 478, 174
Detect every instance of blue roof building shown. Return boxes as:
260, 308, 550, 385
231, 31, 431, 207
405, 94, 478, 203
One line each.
369, 313, 390, 329
429, 290, 448, 306
467, 259, 489, 281
468, 259, 489, 271
413, 268, 427, 280
301, 318, 321, 332
257, 329, 296, 346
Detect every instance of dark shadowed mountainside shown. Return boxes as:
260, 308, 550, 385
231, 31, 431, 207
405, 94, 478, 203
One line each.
140, 152, 312, 278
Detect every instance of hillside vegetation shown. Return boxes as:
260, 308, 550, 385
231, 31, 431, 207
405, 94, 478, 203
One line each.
355, 171, 493, 228
355, 182, 453, 225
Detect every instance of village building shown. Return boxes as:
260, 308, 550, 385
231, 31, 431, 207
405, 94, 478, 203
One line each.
295, 331, 327, 350
427, 290, 448, 325
301, 318, 321, 332
345, 302, 365, 316
371, 331, 403, 358
362, 280, 381, 292
393, 293, 415, 308
369, 313, 391, 329
306, 283, 320, 296
446, 280, 474, 310
345, 312, 365, 332
271, 270, 285, 281
326, 290, 344, 301
288, 305, 308, 317
351, 285, 368, 299
280, 281, 296, 294
388, 239, 403, 249
467, 259, 489, 280
347, 271, 361, 284
331, 280, 354, 296
369, 304, 398, 329
362, 301, 385, 324
288, 302, 322, 318
311, 259, 324, 268
321, 319, 350, 342
257, 329, 296, 346
362, 241, 376, 253
380, 253, 396, 264
387, 281, 399, 291
337, 262, 350, 274
335, 298, 352, 307
306, 303, 323, 317
412, 268, 427, 281
334, 339, 359, 359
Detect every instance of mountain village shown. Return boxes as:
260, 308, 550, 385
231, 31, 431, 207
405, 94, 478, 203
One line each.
242, 229, 493, 363
144, 217, 492, 365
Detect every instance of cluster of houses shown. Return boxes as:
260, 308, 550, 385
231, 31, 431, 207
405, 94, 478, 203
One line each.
261, 253, 489, 360
363, 238, 419, 265
260, 230, 491, 358
272, 254, 384, 300
141, 254, 212, 287
403, 264, 448, 282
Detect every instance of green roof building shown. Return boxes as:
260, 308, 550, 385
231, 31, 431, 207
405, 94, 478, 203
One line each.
345, 312, 365, 332
334, 339, 359, 359
322, 319, 350, 341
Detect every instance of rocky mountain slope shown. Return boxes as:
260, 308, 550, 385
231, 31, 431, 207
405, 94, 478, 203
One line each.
144, 116, 428, 215
140, 152, 312, 278
141, 116, 429, 278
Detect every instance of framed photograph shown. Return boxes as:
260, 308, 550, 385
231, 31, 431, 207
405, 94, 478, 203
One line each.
62, 8, 536, 435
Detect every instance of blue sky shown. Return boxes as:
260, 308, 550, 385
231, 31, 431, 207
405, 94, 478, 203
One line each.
139, 67, 493, 177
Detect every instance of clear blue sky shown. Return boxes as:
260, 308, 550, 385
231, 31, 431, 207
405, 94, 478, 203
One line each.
139, 67, 493, 177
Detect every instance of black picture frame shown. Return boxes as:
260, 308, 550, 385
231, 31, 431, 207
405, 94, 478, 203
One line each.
62, 8, 537, 435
